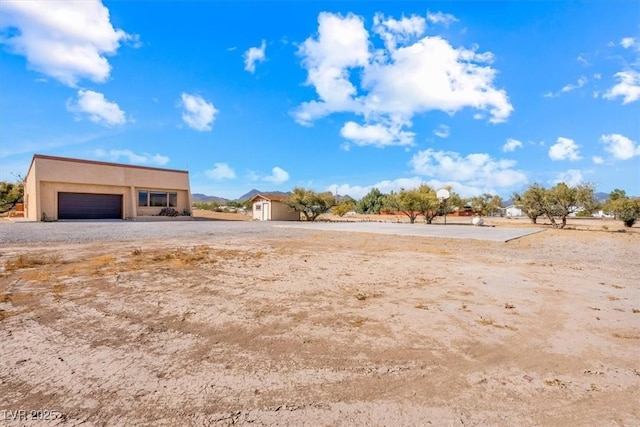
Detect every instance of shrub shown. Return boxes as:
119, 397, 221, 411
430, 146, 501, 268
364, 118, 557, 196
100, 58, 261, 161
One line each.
159, 207, 179, 217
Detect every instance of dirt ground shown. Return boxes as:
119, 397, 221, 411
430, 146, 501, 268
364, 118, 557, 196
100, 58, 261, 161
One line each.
1, 221, 639, 426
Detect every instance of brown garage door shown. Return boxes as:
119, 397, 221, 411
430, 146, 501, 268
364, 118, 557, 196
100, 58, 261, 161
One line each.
58, 192, 122, 220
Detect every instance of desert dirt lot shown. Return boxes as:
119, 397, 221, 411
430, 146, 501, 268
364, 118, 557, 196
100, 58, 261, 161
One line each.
1, 219, 639, 426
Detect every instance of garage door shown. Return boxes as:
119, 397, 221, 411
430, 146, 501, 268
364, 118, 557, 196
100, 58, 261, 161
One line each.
58, 192, 122, 220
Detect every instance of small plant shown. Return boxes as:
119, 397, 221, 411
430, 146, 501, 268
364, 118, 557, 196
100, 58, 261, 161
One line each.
131, 248, 143, 256
182, 209, 191, 216
4, 253, 62, 272
159, 207, 179, 217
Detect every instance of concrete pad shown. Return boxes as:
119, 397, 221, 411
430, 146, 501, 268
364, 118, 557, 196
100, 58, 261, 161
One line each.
274, 222, 544, 242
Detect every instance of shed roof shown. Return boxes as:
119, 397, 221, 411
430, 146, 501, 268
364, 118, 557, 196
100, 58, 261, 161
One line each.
250, 193, 290, 202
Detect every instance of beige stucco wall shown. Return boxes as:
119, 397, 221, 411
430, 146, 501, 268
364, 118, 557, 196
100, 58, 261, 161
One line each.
24, 156, 191, 221
270, 201, 300, 221
24, 163, 39, 221
252, 199, 299, 221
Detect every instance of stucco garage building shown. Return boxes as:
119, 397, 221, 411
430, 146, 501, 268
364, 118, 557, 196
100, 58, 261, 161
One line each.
251, 193, 300, 221
24, 154, 191, 221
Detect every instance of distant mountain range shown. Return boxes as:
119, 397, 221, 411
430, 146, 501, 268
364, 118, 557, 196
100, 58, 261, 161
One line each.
191, 193, 230, 204
237, 189, 290, 201
192, 189, 291, 204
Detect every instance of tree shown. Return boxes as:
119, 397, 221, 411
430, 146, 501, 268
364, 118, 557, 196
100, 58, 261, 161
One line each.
332, 199, 356, 217
285, 187, 336, 221
415, 184, 441, 224
469, 193, 503, 217
545, 182, 597, 229
356, 188, 386, 214
0, 179, 24, 214
603, 189, 640, 227
513, 184, 548, 224
446, 189, 465, 212
515, 182, 596, 228
384, 188, 427, 224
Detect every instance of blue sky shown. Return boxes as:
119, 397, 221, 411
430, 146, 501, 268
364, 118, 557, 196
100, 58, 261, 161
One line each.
1, 1, 639, 199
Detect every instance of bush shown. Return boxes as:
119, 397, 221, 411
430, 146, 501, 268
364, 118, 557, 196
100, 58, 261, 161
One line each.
159, 207, 179, 216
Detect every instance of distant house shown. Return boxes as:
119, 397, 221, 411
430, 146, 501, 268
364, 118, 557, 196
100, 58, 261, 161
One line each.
503, 205, 523, 217
449, 203, 476, 217
23, 154, 191, 221
250, 193, 299, 221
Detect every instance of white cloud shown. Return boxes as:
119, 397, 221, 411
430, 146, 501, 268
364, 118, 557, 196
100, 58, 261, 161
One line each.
294, 12, 512, 147
0, 0, 134, 86
600, 133, 640, 160
95, 149, 169, 166
340, 120, 415, 147
433, 124, 450, 138
262, 166, 289, 184
373, 13, 426, 51
561, 76, 588, 93
426, 11, 459, 27
243, 39, 266, 73
180, 93, 218, 131
577, 53, 590, 66
554, 169, 584, 186
621, 37, 639, 50
603, 70, 640, 104
502, 138, 523, 152
410, 148, 527, 190
66, 89, 126, 126
205, 163, 236, 180
592, 156, 604, 164
548, 137, 581, 161
295, 12, 370, 125
546, 76, 589, 98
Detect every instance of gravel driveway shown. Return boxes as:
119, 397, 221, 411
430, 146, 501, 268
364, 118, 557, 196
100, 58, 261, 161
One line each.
1, 219, 542, 245
0, 220, 286, 244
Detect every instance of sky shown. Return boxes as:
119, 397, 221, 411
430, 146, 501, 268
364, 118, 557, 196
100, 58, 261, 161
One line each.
0, 1, 639, 200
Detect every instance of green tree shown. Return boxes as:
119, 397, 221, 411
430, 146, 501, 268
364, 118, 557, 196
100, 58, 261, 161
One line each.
515, 182, 596, 228
285, 187, 336, 221
603, 190, 640, 227
415, 184, 442, 224
545, 182, 597, 229
332, 199, 356, 217
0, 179, 24, 214
513, 184, 548, 224
469, 193, 504, 217
356, 188, 387, 214
384, 189, 422, 223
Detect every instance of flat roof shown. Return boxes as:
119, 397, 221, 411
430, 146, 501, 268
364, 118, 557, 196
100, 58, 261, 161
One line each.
27, 154, 189, 176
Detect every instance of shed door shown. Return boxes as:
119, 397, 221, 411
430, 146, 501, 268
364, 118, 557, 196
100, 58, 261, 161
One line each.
262, 203, 269, 221
58, 192, 122, 220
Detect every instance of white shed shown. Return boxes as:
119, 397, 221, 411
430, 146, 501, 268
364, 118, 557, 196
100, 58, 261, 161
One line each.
250, 193, 300, 221
504, 205, 523, 217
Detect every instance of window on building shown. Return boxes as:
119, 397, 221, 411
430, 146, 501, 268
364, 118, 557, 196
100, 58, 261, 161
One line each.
138, 190, 178, 207
255, 204, 261, 211
149, 192, 168, 207
138, 190, 148, 207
